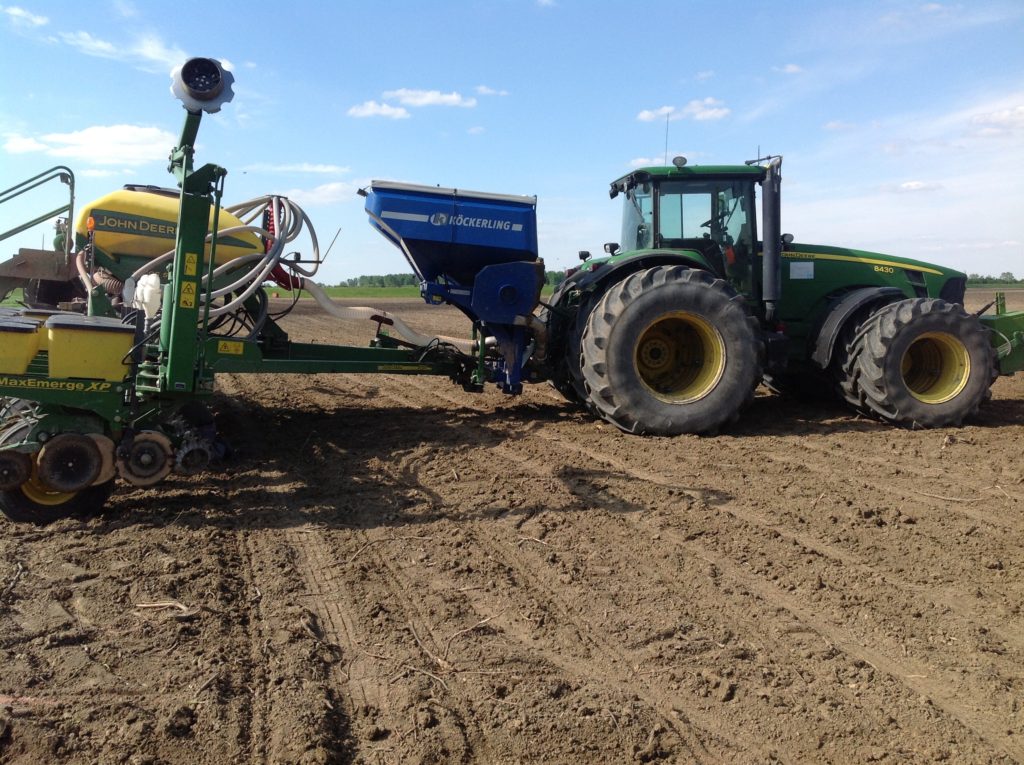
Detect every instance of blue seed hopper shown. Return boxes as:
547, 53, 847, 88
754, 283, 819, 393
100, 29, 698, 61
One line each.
364, 182, 545, 392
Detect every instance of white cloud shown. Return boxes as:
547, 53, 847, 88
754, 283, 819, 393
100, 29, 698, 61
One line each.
475, 85, 509, 97
775, 63, 804, 74
637, 105, 679, 122
243, 162, 350, 174
1, 5, 47, 26
823, 120, 855, 131
283, 180, 367, 207
467, 126, 485, 135
4, 125, 175, 165
57, 29, 186, 72
112, 0, 137, 17
3, 134, 47, 153
639, 99, 730, 123
681, 97, 730, 121
129, 34, 187, 71
695, 70, 714, 81
970, 105, 1024, 136
347, 101, 410, 119
889, 180, 943, 193
785, 91, 1024, 275
59, 30, 118, 58
382, 88, 476, 108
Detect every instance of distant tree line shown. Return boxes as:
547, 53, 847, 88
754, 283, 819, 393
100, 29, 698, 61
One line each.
338, 270, 566, 287
967, 273, 1022, 285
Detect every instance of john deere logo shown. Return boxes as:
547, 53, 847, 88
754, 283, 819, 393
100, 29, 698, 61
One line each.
430, 212, 449, 225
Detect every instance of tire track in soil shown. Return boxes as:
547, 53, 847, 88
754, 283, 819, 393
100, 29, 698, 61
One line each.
212, 373, 358, 762
288, 527, 386, 716
388, 374, 1024, 659
376, 376, 1022, 761
360, 535, 489, 760
650, 523, 1024, 763
533, 429, 1024, 657
288, 523, 479, 763
219, 371, 485, 761
236, 532, 271, 764
256, 371, 736, 762
281, 410, 713, 761
449, 527, 752, 764
357, 379, 837, 760
345, 446, 736, 764
762, 446, 1020, 532
487, 439, 1021, 760
750, 443, 1024, 620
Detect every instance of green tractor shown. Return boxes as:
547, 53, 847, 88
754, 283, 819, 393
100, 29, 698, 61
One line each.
541, 156, 1022, 434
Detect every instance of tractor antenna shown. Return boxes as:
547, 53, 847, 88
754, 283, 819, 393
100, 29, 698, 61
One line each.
664, 113, 670, 165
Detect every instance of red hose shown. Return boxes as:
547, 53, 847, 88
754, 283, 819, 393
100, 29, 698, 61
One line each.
270, 264, 303, 290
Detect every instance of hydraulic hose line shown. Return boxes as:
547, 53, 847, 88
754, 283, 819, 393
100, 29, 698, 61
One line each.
127, 194, 477, 353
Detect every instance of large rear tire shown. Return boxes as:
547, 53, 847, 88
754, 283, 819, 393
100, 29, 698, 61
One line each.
580, 266, 763, 435
832, 302, 895, 413
853, 298, 996, 428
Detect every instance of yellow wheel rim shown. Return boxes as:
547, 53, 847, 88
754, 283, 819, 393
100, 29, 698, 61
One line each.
21, 469, 76, 507
900, 331, 970, 404
634, 312, 725, 403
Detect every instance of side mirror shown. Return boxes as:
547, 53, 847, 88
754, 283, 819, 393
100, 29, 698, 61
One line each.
578, 250, 591, 261
603, 242, 620, 255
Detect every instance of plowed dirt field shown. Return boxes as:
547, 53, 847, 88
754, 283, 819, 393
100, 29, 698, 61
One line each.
1, 290, 1022, 764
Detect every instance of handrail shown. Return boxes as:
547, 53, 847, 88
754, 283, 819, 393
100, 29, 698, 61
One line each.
0, 166, 76, 259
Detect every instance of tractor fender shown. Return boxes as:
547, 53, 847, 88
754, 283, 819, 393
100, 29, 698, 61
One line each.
811, 286, 906, 369
569, 251, 713, 304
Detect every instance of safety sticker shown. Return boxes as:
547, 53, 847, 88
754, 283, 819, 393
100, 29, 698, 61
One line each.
217, 340, 244, 355
184, 252, 198, 276
179, 280, 196, 308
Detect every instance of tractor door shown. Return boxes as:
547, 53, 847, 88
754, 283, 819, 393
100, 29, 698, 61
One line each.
654, 179, 756, 289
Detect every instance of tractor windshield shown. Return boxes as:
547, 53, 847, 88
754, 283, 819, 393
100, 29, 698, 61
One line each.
621, 183, 654, 250
655, 178, 757, 288
656, 180, 754, 251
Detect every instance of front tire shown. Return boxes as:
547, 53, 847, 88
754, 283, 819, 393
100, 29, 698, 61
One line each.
580, 266, 763, 435
853, 298, 996, 428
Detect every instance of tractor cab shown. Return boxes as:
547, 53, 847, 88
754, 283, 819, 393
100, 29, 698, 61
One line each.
609, 160, 767, 296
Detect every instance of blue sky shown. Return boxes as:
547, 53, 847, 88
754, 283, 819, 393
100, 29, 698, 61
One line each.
2, 0, 1022, 283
